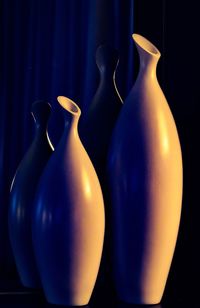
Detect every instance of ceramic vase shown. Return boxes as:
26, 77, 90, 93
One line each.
80, 44, 122, 177
32, 96, 105, 306
8, 101, 54, 288
107, 34, 183, 304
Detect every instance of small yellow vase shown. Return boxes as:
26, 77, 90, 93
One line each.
107, 34, 183, 304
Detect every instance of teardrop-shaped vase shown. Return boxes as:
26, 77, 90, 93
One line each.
32, 96, 105, 306
107, 34, 183, 304
8, 101, 54, 288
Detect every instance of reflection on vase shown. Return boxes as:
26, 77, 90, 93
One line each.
32, 96, 105, 306
107, 33, 183, 304
8, 101, 54, 288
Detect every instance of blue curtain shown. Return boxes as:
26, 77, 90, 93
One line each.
0, 0, 134, 273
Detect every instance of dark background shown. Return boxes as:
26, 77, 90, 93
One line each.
0, 0, 199, 307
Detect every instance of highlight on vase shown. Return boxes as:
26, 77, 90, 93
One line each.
32, 96, 105, 306
107, 33, 183, 305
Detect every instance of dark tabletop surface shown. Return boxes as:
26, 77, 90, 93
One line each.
0, 280, 198, 308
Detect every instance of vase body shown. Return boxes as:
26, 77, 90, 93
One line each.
32, 96, 105, 306
8, 101, 54, 288
107, 34, 183, 304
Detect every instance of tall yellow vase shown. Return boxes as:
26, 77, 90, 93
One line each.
107, 34, 183, 304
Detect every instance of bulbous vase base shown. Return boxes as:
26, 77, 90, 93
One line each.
45, 292, 90, 306
118, 294, 161, 306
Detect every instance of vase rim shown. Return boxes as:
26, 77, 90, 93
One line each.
57, 96, 81, 117
132, 33, 161, 58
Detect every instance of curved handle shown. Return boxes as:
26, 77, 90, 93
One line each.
96, 44, 119, 73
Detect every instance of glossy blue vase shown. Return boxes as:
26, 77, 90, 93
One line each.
8, 101, 54, 288
32, 96, 105, 306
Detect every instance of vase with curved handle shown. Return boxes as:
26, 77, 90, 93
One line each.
8, 101, 54, 288
32, 96, 105, 306
107, 34, 183, 304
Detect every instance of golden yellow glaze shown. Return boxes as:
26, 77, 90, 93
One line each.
131, 33, 183, 304
108, 34, 183, 305
34, 96, 105, 306
57, 96, 105, 305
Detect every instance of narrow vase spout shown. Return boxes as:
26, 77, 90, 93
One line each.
57, 96, 81, 137
133, 34, 161, 78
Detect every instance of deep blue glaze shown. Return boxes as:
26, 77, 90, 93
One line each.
8, 101, 54, 288
80, 44, 123, 178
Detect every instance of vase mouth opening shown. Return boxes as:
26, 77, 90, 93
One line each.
57, 96, 81, 116
132, 34, 161, 57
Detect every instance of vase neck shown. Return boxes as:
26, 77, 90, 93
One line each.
57, 96, 81, 140
31, 101, 51, 138
99, 69, 116, 86
63, 115, 79, 139
34, 125, 49, 138
138, 51, 159, 78
96, 44, 119, 84
33, 126, 53, 150
133, 34, 161, 80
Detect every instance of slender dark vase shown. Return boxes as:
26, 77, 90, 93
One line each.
8, 101, 54, 288
80, 44, 123, 178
